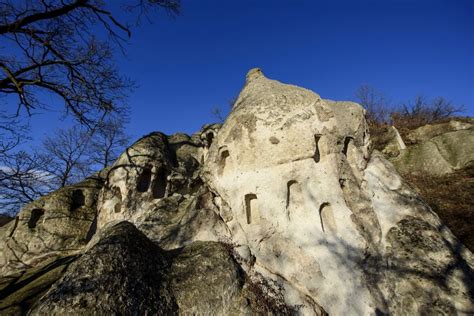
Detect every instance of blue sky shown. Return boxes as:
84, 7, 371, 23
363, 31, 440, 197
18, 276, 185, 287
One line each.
26, 0, 474, 141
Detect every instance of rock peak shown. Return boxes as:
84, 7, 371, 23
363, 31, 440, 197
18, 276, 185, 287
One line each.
245, 67, 264, 82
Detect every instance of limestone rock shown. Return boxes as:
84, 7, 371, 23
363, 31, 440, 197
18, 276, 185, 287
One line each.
96, 129, 231, 249
392, 122, 474, 175
202, 69, 474, 314
29, 221, 176, 315
0, 174, 104, 275
405, 119, 473, 144
0, 69, 472, 315
29, 221, 282, 315
377, 125, 406, 157
0, 255, 77, 314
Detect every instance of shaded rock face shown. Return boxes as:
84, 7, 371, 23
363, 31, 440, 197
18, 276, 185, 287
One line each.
29, 221, 176, 315
0, 69, 473, 315
0, 175, 104, 275
29, 221, 277, 315
0, 255, 77, 314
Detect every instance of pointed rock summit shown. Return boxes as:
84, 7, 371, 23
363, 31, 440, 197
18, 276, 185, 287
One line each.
245, 67, 264, 82
1, 69, 473, 315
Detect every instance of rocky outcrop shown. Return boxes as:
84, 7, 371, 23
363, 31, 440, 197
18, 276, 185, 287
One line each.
28, 221, 280, 315
95, 129, 231, 250
0, 174, 104, 275
389, 119, 474, 175
0, 255, 77, 314
201, 69, 474, 314
0, 69, 473, 315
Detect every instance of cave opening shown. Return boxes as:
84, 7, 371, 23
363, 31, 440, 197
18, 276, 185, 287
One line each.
319, 203, 337, 233
314, 134, 322, 163
70, 189, 85, 211
218, 149, 230, 175
137, 166, 152, 192
28, 208, 45, 229
152, 168, 167, 199
206, 132, 214, 148
342, 137, 353, 157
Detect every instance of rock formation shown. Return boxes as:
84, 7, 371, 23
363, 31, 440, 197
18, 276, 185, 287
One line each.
1, 69, 473, 315
391, 119, 474, 176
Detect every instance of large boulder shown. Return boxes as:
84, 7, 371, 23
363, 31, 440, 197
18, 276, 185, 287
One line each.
202, 68, 474, 314
29, 221, 281, 315
392, 127, 474, 176
29, 221, 176, 315
385, 119, 474, 176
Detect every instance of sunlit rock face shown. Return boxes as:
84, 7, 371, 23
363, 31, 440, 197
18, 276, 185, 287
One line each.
95, 128, 231, 250
1, 69, 473, 315
202, 68, 474, 315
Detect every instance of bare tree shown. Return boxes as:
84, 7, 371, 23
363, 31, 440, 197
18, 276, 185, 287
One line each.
0, 0, 180, 127
40, 126, 93, 188
0, 0, 179, 214
211, 96, 236, 123
392, 96, 465, 130
0, 109, 27, 156
0, 120, 130, 215
355, 85, 390, 125
88, 117, 130, 168
211, 107, 226, 123
0, 151, 52, 215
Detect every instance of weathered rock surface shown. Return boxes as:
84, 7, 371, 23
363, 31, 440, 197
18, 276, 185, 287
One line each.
202, 69, 474, 314
0, 174, 104, 275
390, 119, 474, 175
29, 221, 175, 315
27, 221, 279, 315
0, 68, 473, 315
0, 255, 77, 314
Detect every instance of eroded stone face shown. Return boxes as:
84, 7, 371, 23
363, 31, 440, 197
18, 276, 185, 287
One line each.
1, 69, 473, 315
0, 176, 103, 275
202, 69, 474, 314
95, 129, 231, 250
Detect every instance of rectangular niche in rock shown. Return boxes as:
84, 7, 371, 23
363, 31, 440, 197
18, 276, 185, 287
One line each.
319, 203, 337, 233
286, 180, 303, 220
28, 208, 45, 229
113, 187, 122, 213
218, 149, 230, 175
152, 168, 167, 199
244, 194, 260, 224
70, 189, 85, 211
137, 166, 152, 192
314, 134, 322, 163
342, 136, 353, 157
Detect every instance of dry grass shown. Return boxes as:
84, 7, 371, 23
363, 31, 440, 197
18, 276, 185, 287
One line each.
401, 166, 474, 252
368, 123, 393, 152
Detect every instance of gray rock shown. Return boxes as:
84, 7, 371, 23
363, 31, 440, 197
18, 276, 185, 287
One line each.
392, 127, 474, 175
29, 221, 285, 315
0, 69, 472, 315
0, 174, 104, 275
29, 221, 176, 315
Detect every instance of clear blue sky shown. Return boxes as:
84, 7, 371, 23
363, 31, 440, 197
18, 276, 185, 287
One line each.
29, 0, 474, 141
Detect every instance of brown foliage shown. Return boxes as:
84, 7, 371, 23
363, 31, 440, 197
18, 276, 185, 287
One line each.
391, 96, 464, 138
401, 166, 474, 252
